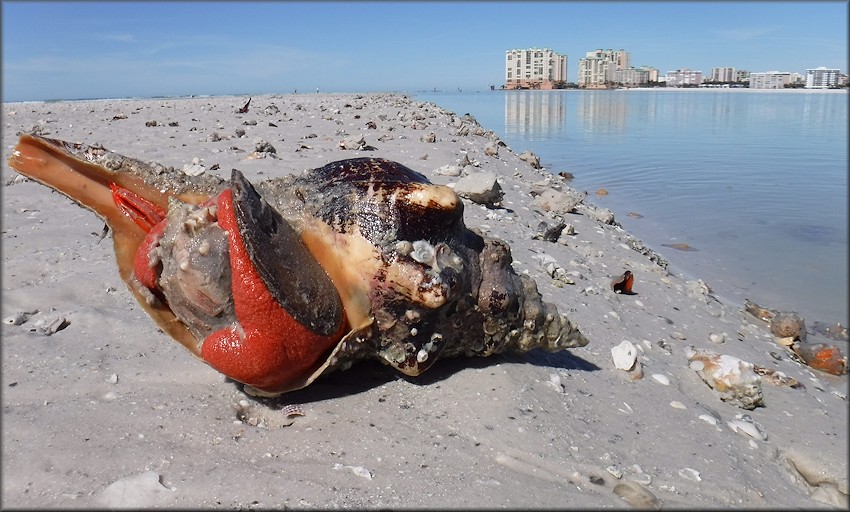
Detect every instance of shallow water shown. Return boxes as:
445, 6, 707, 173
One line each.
414, 89, 848, 327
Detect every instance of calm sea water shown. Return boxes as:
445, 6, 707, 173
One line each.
413, 89, 848, 327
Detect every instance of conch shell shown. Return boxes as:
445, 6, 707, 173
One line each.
8, 134, 589, 396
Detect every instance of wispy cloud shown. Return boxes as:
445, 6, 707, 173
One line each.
96, 33, 137, 43
715, 26, 783, 42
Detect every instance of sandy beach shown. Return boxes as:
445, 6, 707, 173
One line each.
1, 93, 847, 509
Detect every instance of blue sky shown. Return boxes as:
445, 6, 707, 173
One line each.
2, 1, 847, 101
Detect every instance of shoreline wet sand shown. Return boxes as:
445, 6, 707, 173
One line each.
2, 93, 847, 508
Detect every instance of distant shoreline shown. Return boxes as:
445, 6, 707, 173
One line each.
4, 87, 847, 105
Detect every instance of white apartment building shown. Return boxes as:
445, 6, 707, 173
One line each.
505, 48, 568, 90
749, 71, 791, 89
578, 49, 630, 88
614, 67, 650, 87
710, 67, 736, 82
805, 67, 840, 88
665, 69, 703, 87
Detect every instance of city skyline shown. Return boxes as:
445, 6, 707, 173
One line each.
2, 1, 847, 102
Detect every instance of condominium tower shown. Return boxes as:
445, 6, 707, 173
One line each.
504, 48, 568, 90
577, 49, 630, 88
806, 67, 840, 88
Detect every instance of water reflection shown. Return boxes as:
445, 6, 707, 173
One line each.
575, 91, 630, 134
504, 91, 566, 137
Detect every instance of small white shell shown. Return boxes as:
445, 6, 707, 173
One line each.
709, 332, 725, 344
651, 374, 670, 386
611, 340, 638, 371
698, 414, 718, 427
678, 468, 702, 482
727, 416, 767, 441
670, 401, 687, 410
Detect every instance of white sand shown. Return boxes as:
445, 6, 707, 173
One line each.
2, 93, 847, 509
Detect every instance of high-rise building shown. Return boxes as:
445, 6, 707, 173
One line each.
805, 67, 840, 88
504, 48, 568, 90
578, 49, 630, 88
665, 69, 703, 87
710, 67, 736, 82
749, 71, 791, 89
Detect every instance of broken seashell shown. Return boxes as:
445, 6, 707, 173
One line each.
753, 365, 803, 388
791, 343, 847, 376
613, 481, 661, 510
708, 332, 725, 344
610, 270, 635, 295
685, 346, 764, 410
651, 374, 670, 386
678, 468, 701, 482
727, 414, 767, 441
611, 340, 638, 371
770, 311, 806, 342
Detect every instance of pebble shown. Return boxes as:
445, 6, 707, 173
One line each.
108, 373, 119, 384
670, 331, 687, 340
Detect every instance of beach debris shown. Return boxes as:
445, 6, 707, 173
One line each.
420, 132, 436, 143
558, 171, 574, 180
144, 120, 158, 127
596, 188, 608, 196
8, 134, 588, 397
662, 243, 696, 251
518, 150, 541, 169
453, 172, 503, 207
727, 413, 767, 441
588, 205, 616, 225
484, 143, 498, 157
434, 164, 462, 177
627, 212, 643, 219
610, 270, 635, 295
3, 310, 38, 326
613, 481, 661, 510
96, 471, 174, 508
339, 134, 370, 150
530, 187, 585, 216
611, 340, 638, 371
532, 253, 574, 285
651, 374, 670, 386
708, 332, 725, 344
253, 138, 277, 154
263, 103, 279, 115
32, 315, 70, 336
333, 463, 373, 480
611, 340, 643, 380
743, 300, 847, 375
685, 346, 764, 409
532, 221, 566, 242
770, 311, 807, 342
182, 157, 206, 177
752, 365, 803, 388
678, 468, 702, 482
236, 97, 251, 114
790, 343, 847, 376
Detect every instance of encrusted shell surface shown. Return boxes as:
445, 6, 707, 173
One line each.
685, 346, 764, 410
